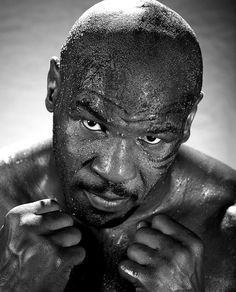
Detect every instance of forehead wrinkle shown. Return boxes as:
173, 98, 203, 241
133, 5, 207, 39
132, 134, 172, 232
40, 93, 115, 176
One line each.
75, 94, 182, 136
79, 88, 130, 116
76, 88, 190, 130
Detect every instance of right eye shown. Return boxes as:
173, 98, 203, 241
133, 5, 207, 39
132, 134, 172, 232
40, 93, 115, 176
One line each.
82, 120, 102, 131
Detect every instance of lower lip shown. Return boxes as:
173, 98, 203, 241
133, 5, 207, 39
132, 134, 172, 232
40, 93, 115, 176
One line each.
84, 190, 129, 212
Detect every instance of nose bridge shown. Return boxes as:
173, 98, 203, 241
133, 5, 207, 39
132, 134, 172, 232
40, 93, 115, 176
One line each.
92, 138, 137, 183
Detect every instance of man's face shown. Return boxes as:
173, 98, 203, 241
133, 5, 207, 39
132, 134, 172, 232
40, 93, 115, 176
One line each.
53, 46, 192, 227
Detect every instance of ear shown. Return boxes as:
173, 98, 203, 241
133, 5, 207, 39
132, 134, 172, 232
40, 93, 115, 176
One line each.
45, 56, 61, 113
182, 92, 204, 143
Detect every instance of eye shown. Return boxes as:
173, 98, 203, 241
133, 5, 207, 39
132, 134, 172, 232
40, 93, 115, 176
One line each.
82, 120, 102, 131
140, 135, 161, 145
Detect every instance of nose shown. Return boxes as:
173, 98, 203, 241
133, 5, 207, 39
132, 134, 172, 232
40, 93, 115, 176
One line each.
91, 138, 137, 183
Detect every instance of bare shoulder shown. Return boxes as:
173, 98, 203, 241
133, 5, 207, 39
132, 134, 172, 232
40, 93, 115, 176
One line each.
176, 144, 236, 201
0, 139, 52, 166
0, 139, 54, 224
172, 146, 236, 290
172, 145, 236, 231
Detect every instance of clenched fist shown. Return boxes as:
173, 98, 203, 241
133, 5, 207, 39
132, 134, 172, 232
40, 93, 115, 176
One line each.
0, 199, 85, 292
119, 215, 204, 292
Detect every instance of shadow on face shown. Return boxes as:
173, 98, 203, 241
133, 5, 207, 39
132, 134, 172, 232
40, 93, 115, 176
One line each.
46, 0, 203, 227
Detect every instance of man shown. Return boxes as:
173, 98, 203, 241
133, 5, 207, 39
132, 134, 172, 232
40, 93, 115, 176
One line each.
0, 0, 236, 291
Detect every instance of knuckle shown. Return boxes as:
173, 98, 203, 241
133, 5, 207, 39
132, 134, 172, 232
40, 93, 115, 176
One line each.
127, 244, 136, 257
151, 215, 159, 226
152, 214, 168, 225
70, 227, 82, 242
135, 227, 149, 241
62, 213, 74, 226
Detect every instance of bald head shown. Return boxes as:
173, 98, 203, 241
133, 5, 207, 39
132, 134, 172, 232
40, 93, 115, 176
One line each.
58, 0, 202, 106
53, 0, 202, 124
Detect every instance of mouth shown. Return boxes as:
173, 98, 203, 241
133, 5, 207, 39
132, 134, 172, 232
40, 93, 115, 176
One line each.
84, 189, 130, 212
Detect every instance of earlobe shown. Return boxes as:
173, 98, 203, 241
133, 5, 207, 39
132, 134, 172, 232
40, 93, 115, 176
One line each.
182, 92, 204, 143
45, 56, 61, 113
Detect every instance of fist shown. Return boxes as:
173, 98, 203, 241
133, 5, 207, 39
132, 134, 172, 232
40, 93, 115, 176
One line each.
119, 215, 204, 292
0, 199, 85, 292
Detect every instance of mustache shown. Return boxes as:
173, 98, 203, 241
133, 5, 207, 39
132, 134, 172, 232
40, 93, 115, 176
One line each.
73, 179, 139, 200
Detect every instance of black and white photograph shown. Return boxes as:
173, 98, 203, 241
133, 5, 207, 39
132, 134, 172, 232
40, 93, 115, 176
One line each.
0, 0, 236, 291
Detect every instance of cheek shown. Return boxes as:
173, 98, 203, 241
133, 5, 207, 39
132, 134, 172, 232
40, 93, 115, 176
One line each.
57, 119, 109, 170
61, 120, 96, 165
136, 141, 180, 188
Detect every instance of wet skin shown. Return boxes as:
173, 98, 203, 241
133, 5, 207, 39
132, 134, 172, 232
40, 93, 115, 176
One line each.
1, 142, 236, 291
1, 0, 236, 291
0, 55, 235, 291
53, 51, 190, 228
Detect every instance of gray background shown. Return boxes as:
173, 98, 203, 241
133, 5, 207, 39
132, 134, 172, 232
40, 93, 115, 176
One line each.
0, 0, 235, 168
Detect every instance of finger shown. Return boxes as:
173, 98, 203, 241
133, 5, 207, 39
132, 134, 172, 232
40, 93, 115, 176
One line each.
127, 243, 156, 266
152, 215, 201, 250
48, 227, 82, 247
20, 211, 74, 235
119, 259, 147, 287
135, 227, 176, 252
41, 211, 74, 232
21, 199, 61, 215
61, 245, 86, 266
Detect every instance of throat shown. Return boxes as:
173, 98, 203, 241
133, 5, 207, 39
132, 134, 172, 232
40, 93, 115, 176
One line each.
65, 222, 136, 292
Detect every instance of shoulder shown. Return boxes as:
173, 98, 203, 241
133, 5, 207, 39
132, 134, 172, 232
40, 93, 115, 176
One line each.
176, 145, 236, 186
0, 139, 54, 223
175, 145, 236, 200
174, 147, 236, 290
173, 145, 236, 233
0, 138, 52, 166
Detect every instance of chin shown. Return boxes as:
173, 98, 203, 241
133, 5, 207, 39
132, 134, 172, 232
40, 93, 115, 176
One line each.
65, 194, 137, 228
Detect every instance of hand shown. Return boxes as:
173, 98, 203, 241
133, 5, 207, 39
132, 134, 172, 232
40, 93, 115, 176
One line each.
0, 199, 85, 292
119, 215, 204, 292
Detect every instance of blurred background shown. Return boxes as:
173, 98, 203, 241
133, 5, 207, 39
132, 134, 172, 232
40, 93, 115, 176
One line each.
0, 0, 235, 168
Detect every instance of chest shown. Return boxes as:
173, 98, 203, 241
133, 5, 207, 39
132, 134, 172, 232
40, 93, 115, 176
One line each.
65, 221, 236, 292
65, 225, 135, 292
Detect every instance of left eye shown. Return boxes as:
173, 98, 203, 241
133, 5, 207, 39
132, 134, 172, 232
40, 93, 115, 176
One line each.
82, 120, 102, 131
141, 135, 161, 145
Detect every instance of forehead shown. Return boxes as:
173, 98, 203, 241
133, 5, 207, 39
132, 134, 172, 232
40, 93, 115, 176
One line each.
64, 38, 194, 123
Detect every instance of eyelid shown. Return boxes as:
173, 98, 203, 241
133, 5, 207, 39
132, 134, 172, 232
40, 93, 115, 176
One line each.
72, 105, 106, 126
139, 136, 161, 145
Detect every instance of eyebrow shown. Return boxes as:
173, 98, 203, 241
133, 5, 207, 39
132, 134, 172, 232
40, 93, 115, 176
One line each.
146, 125, 181, 135
75, 94, 183, 135
75, 99, 108, 123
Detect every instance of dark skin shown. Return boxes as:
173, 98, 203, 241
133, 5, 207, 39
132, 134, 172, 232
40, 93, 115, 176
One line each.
1, 1, 236, 291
